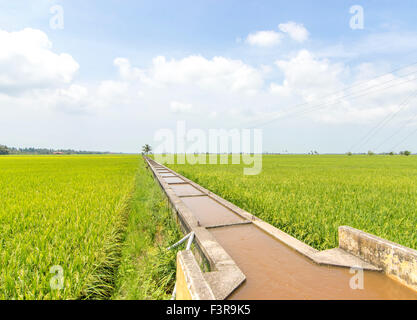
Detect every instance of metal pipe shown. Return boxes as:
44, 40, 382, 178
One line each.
186, 232, 195, 251
167, 232, 192, 250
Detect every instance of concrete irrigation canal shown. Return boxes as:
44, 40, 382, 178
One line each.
145, 157, 417, 300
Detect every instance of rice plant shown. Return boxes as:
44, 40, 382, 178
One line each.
168, 154, 417, 251
0, 155, 139, 299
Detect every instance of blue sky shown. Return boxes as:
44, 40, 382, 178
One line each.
1, 0, 417, 153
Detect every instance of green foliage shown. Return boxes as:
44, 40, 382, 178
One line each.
168, 154, 417, 251
400, 150, 412, 156
0, 145, 111, 155
112, 160, 181, 300
142, 144, 152, 155
0, 145, 10, 155
0, 155, 139, 299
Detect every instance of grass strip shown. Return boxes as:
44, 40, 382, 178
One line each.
112, 160, 182, 300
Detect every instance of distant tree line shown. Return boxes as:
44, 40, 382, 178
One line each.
0, 144, 112, 155
0, 145, 9, 155
346, 150, 412, 156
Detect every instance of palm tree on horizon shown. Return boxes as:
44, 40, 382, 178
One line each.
142, 144, 152, 155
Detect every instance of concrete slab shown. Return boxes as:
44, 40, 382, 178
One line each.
204, 269, 246, 300
313, 248, 381, 271
206, 221, 252, 229
340, 226, 417, 291
176, 251, 215, 300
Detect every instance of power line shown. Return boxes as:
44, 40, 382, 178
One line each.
374, 97, 417, 151
291, 78, 417, 120
390, 126, 417, 151
249, 75, 417, 129
240, 58, 417, 129
349, 88, 417, 152
245, 67, 417, 129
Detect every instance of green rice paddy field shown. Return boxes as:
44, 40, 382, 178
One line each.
0, 155, 139, 299
2, 154, 417, 299
168, 155, 417, 251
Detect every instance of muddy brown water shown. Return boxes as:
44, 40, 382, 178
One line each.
163, 177, 185, 184
159, 172, 177, 177
181, 196, 244, 227
169, 183, 205, 196
151, 162, 417, 300
211, 224, 417, 300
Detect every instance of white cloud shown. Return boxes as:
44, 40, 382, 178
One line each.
278, 22, 309, 42
245, 30, 283, 47
0, 28, 79, 94
52, 84, 89, 113
244, 21, 309, 48
272, 50, 345, 101
269, 82, 292, 96
97, 80, 130, 103
18, 48, 416, 125
118, 55, 264, 94
265, 49, 417, 125
170, 101, 193, 113
3, 27, 417, 152
113, 58, 146, 82
209, 111, 217, 118
57, 84, 88, 102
